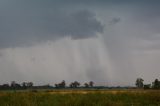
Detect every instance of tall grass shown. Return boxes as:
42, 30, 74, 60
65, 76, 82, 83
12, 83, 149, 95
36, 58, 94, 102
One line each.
0, 90, 160, 106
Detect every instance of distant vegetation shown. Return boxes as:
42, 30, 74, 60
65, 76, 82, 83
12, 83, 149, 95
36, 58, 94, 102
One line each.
0, 78, 160, 90
135, 78, 160, 89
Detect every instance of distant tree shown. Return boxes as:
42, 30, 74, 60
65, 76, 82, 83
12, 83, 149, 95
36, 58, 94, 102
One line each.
11, 81, 21, 90
22, 82, 27, 88
74, 81, 80, 88
27, 82, 33, 88
60, 80, 66, 88
55, 80, 66, 88
55, 84, 59, 88
70, 81, 80, 88
84, 83, 89, 88
153, 79, 160, 89
89, 81, 94, 87
69, 83, 73, 88
11, 81, 16, 88
135, 78, 144, 88
1, 84, 10, 89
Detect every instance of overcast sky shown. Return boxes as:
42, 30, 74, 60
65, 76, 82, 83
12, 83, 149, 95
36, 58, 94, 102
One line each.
0, 0, 160, 86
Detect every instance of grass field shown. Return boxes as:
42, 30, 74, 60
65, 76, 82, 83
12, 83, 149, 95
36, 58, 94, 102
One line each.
0, 89, 160, 106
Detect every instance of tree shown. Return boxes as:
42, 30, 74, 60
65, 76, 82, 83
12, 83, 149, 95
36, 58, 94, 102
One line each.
70, 81, 80, 88
1, 84, 10, 89
69, 83, 74, 88
74, 81, 80, 88
135, 78, 144, 88
55, 84, 59, 88
84, 83, 89, 88
11, 81, 16, 88
27, 82, 33, 88
55, 80, 66, 88
60, 80, 66, 88
153, 79, 160, 89
10, 81, 21, 90
89, 81, 94, 87
22, 82, 27, 89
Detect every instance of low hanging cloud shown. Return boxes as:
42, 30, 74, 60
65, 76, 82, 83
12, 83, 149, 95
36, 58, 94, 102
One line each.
0, 3, 104, 49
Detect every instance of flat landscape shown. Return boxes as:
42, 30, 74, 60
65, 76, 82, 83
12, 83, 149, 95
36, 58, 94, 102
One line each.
0, 89, 160, 106
1, 1, 160, 106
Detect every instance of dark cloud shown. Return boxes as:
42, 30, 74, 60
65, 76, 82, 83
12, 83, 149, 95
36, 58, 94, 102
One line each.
0, 1, 103, 48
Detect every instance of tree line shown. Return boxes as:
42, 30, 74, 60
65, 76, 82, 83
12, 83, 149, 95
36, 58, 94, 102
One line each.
0, 81, 34, 90
135, 78, 160, 89
0, 80, 94, 90
0, 78, 160, 90
54, 80, 94, 88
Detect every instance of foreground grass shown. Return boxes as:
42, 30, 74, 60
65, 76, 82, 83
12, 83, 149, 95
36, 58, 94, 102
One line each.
0, 90, 160, 106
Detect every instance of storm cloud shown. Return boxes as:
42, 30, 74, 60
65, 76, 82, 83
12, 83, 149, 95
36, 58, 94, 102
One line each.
0, 1, 103, 48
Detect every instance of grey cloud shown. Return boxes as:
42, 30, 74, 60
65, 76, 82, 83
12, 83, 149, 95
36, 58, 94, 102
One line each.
0, 52, 3, 57
136, 40, 160, 51
109, 17, 121, 25
130, 4, 160, 40
0, 1, 103, 48
124, 4, 160, 52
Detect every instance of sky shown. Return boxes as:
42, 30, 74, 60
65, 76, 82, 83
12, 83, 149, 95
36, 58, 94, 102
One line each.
0, 0, 160, 86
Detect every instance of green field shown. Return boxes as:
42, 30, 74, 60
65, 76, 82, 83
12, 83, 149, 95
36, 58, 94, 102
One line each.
0, 90, 160, 106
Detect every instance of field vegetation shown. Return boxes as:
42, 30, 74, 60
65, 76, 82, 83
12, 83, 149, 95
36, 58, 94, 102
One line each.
0, 89, 160, 106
